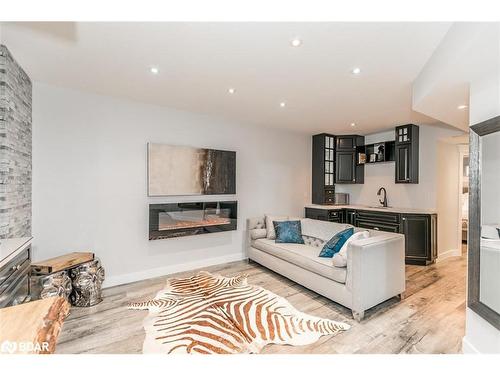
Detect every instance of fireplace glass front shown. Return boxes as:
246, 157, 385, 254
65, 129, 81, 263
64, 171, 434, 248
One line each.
149, 201, 237, 240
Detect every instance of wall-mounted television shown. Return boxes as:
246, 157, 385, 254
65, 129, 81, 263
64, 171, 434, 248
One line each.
147, 143, 236, 196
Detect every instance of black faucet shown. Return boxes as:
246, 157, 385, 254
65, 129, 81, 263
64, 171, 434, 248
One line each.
377, 187, 388, 207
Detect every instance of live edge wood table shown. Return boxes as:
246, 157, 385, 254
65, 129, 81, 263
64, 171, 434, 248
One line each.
0, 296, 69, 354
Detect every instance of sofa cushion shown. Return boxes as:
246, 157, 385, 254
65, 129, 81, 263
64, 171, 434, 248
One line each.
302, 235, 325, 248
332, 254, 347, 268
252, 238, 347, 284
300, 218, 353, 242
332, 230, 370, 268
248, 217, 266, 230
265, 215, 288, 239
338, 230, 370, 258
250, 228, 267, 240
274, 220, 305, 244
319, 228, 354, 258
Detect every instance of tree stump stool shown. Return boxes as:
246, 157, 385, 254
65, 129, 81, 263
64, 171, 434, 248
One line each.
31, 270, 72, 300
69, 259, 105, 307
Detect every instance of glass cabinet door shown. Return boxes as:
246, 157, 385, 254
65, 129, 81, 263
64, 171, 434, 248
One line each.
324, 136, 335, 186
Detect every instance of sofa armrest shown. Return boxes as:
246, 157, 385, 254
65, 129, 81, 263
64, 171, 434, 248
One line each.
347, 233, 406, 316
246, 217, 267, 254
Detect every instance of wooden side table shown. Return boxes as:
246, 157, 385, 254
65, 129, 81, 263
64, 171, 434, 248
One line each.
31, 252, 95, 301
0, 296, 69, 354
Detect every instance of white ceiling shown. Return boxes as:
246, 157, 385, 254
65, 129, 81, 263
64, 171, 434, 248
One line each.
2, 22, 453, 134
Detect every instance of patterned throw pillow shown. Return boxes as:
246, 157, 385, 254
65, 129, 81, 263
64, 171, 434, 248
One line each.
273, 220, 305, 244
318, 228, 354, 258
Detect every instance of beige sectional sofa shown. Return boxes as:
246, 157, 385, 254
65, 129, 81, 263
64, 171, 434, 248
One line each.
246, 216, 406, 321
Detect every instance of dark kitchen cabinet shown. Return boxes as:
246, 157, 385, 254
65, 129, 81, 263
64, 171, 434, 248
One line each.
345, 209, 357, 225
357, 220, 401, 233
304, 206, 437, 265
335, 135, 364, 184
395, 144, 411, 182
395, 124, 419, 183
305, 207, 344, 223
336, 136, 357, 150
335, 151, 356, 183
355, 210, 401, 233
311, 133, 364, 204
401, 214, 437, 265
328, 209, 345, 223
311, 134, 336, 204
304, 207, 330, 221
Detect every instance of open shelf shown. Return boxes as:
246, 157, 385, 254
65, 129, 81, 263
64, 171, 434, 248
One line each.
356, 140, 395, 165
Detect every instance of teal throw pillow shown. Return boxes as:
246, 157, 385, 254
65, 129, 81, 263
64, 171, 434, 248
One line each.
318, 228, 354, 258
273, 220, 305, 244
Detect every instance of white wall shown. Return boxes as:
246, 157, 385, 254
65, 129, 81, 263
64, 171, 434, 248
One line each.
32, 83, 311, 287
335, 124, 463, 210
463, 27, 500, 351
436, 140, 461, 259
415, 22, 500, 353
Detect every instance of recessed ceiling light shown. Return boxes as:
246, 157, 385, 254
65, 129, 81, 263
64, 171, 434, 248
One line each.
350, 123, 356, 127
290, 38, 302, 47
351, 67, 361, 75
228, 88, 236, 94
280, 102, 286, 108
457, 105, 468, 110
150, 67, 159, 74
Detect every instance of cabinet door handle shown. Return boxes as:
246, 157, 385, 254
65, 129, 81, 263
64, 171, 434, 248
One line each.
402, 217, 406, 221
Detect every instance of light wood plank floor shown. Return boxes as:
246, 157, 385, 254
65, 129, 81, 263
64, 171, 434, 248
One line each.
56, 250, 467, 354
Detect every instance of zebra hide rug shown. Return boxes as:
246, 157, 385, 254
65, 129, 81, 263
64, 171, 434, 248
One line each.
128, 271, 350, 354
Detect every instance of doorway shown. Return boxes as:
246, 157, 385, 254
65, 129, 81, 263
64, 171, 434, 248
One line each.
436, 135, 469, 261
458, 146, 469, 254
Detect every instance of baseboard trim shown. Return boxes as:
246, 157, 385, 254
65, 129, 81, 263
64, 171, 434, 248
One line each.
103, 252, 246, 288
436, 248, 462, 262
462, 336, 479, 354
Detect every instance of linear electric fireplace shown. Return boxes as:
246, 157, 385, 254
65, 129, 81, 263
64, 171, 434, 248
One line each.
149, 201, 237, 240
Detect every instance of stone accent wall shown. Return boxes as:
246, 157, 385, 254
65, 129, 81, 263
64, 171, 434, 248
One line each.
0, 45, 32, 238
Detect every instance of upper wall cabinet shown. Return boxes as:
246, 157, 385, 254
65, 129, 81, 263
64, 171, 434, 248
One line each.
395, 124, 419, 184
336, 136, 357, 150
311, 134, 336, 204
335, 135, 364, 184
311, 133, 365, 204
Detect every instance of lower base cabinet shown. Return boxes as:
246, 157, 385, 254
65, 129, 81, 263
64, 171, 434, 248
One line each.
304, 208, 329, 221
305, 208, 344, 223
401, 214, 437, 265
305, 207, 437, 265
